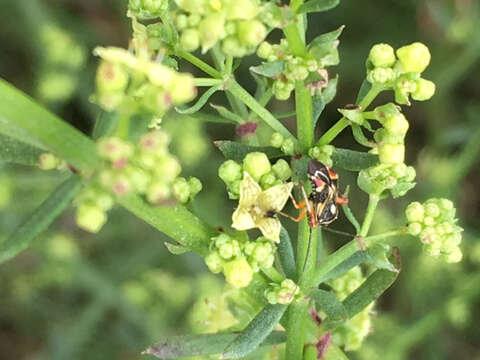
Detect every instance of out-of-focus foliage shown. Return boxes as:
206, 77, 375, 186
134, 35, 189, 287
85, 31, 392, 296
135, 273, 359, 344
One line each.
0, 0, 479, 359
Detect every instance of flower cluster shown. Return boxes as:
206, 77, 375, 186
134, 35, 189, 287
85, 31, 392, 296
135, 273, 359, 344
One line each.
329, 267, 374, 351
265, 279, 300, 305
93, 47, 196, 117
257, 34, 339, 100
270, 132, 296, 156
75, 131, 200, 233
218, 152, 292, 199
367, 42, 435, 105
308, 144, 335, 168
128, 0, 168, 19
406, 199, 463, 263
357, 163, 416, 198
205, 233, 276, 288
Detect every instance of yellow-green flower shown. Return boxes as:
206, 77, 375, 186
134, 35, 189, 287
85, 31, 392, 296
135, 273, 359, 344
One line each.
232, 172, 293, 242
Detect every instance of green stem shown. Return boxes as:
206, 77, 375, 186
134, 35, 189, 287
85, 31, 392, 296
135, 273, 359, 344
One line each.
193, 78, 223, 87
285, 301, 308, 360
115, 113, 130, 139
283, 23, 307, 57
359, 194, 380, 237
312, 228, 408, 286
176, 49, 222, 79
317, 84, 383, 146
262, 266, 285, 283
226, 79, 296, 141
225, 55, 233, 75
295, 82, 314, 150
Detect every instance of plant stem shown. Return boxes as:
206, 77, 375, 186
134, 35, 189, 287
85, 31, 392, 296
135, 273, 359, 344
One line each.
359, 194, 380, 237
317, 84, 383, 146
312, 228, 408, 286
226, 79, 296, 141
262, 266, 285, 283
225, 55, 233, 75
193, 78, 223, 87
115, 113, 130, 139
285, 301, 308, 360
176, 49, 222, 79
295, 82, 314, 150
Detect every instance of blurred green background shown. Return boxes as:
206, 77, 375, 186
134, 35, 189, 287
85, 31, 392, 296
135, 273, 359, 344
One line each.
1, 0, 479, 359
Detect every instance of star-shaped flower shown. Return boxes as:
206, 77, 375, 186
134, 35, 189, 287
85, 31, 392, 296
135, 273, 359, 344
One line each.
232, 172, 293, 243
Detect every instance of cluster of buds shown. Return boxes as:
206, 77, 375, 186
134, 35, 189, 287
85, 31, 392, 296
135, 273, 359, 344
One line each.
93, 47, 196, 116
38, 153, 68, 171
141, 0, 275, 57
270, 132, 296, 156
265, 279, 300, 305
75, 131, 201, 233
205, 234, 276, 288
357, 163, 416, 198
367, 42, 435, 105
257, 37, 337, 100
128, 0, 168, 18
328, 267, 374, 351
405, 199, 463, 263
218, 152, 291, 199
308, 144, 335, 168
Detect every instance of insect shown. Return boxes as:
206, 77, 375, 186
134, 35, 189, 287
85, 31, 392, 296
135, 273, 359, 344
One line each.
284, 159, 348, 228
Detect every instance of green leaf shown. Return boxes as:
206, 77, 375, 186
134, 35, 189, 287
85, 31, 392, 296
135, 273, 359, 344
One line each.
175, 84, 223, 114
366, 244, 398, 273
91, 111, 118, 140
191, 112, 237, 124
338, 108, 364, 125
323, 343, 350, 360
0, 115, 47, 150
250, 61, 285, 78
164, 241, 190, 255
308, 26, 345, 49
0, 78, 99, 172
390, 181, 416, 198
0, 176, 82, 263
223, 304, 287, 358
144, 331, 286, 359
297, 0, 340, 14
278, 227, 296, 279
310, 289, 348, 325
313, 76, 338, 126
118, 194, 216, 256
318, 251, 367, 283
214, 141, 283, 162
0, 133, 43, 166
211, 104, 244, 124
343, 267, 400, 318
252, 72, 269, 101
355, 79, 372, 105
332, 148, 379, 171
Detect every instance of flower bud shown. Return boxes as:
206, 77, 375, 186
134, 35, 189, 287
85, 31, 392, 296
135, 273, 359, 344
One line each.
281, 138, 295, 155
39, 153, 59, 170
243, 152, 271, 181
408, 222, 422, 236
170, 73, 196, 104
272, 159, 292, 181
406, 202, 424, 223
198, 14, 225, 53
257, 42, 273, 59
180, 28, 200, 52
223, 258, 253, 288
270, 132, 284, 148
188, 177, 203, 197
173, 177, 191, 203
367, 67, 395, 84
218, 160, 242, 183
146, 181, 171, 203
225, 0, 259, 20
424, 203, 440, 218
383, 113, 409, 137
412, 78, 435, 101
378, 144, 405, 165
369, 43, 396, 68
237, 20, 267, 48
205, 252, 223, 273
260, 172, 277, 189
76, 204, 107, 233
175, 14, 188, 30
446, 247, 462, 263
396, 42, 431, 73
221, 37, 248, 58
175, 0, 208, 14
96, 61, 129, 94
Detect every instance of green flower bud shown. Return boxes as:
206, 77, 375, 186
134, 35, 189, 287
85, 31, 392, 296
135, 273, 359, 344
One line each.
383, 114, 409, 137
367, 67, 395, 84
175, 0, 208, 14
198, 13, 225, 53
153, 156, 182, 182
243, 152, 271, 181
219, 242, 235, 260
266, 290, 278, 304
412, 78, 435, 101
237, 20, 267, 48
408, 222, 422, 236
173, 177, 191, 203
218, 160, 242, 183
369, 43, 396, 68
96, 61, 129, 94
188, 177, 202, 197
406, 202, 424, 223
260, 172, 277, 189
223, 258, 253, 288
309, 146, 322, 159
378, 144, 405, 165
175, 14, 188, 30
180, 28, 200, 52
396, 42, 431, 73
221, 37, 248, 58
228, 179, 241, 199
439, 199, 454, 211
446, 247, 462, 263
252, 243, 270, 263
225, 0, 259, 20
272, 159, 291, 181
76, 204, 107, 233
424, 203, 440, 218
205, 252, 223, 273
257, 42, 273, 59
214, 233, 231, 247
97, 137, 133, 162
281, 138, 295, 155
171, 73, 196, 104
146, 181, 171, 203
39, 153, 59, 170
270, 132, 284, 148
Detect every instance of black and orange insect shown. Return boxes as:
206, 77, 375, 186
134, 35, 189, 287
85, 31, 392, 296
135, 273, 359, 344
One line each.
286, 159, 348, 228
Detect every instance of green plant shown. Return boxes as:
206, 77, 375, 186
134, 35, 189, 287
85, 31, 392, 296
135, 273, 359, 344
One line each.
0, 0, 466, 359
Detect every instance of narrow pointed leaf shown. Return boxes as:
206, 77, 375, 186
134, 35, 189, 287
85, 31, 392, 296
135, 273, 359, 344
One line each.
91, 111, 119, 140
0, 133, 43, 166
308, 26, 345, 49
0, 115, 47, 150
164, 241, 190, 255
250, 61, 285, 78
297, 0, 340, 14
332, 148, 378, 171
0, 176, 82, 263
278, 227, 296, 279
318, 251, 368, 283
214, 141, 283, 161
175, 84, 223, 114
143, 331, 286, 359
0, 79, 99, 172
310, 289, 348, 324
222, 304, 287, 358
211, 104, 244, 124
355, 79, 372, 105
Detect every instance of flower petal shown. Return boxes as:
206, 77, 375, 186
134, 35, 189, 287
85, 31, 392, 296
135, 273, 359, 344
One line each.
238, 172, 262, 208
258, 217, 282, 243
257, 182, 294, 212
232, 206, 256, 230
